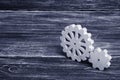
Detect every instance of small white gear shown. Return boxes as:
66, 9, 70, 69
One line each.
60, 24, 94, 62
89, 48, 112, 70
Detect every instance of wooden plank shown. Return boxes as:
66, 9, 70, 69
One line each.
0, 0, 119, 11
0, 11, 120, 57
0, 56, 120, 79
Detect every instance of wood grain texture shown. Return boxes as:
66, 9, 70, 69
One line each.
0, 11, 120, 57
0, 0, 120, 11
0, 4, 120, 79
0, 56, 120, 80
0, 11, 120, 79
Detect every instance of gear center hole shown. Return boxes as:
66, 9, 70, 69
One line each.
98, 59, 100, 61
74, 43, 76, 45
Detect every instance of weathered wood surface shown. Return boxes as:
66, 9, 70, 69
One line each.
0, 11, 120, 57
0, 11, 120, 79
0, 0, 120, 11
0, 56, 120, 80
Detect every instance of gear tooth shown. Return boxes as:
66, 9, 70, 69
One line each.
78, 59, 82, 62
105, 55, 112, 62
86, 52, 90, 57
90, 39, 94, 44
89, 59, 92, 63
83, 27, 87, 32
103, 49, 108, 53
60, 36, 62, 41
96, 47, 102, 52
65, 26, 70, 30
90, 51, 94, 58
74, 25, 80, 30
71, 56, 75, 61
82, 57, 87, 61
60, 43, 65, 47
60, 43, 62, 46
87, 38, 94, 44
104, 50, 112, 61
106, 62, 111, 68
89, 45, 94, 51
84, 34, 89, 39
79, 29, 84, 35
60, 37, 65, 42
107, 55, 112, 60
66, 52, 71, 57
92, 40, 94, 44
99, 67, 104, 71
70, 24, 75, 28
61, 31, 65, 35
76, 56, 81, 62
93, 64, 97, 69
63, 48, 66, 52
88, 33, 92, 38
76, 24, 82, 29
108, 62, 111, 67
109, 55, 112, 60
84, 33, 92, 39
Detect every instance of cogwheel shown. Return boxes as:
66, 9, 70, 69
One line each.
60, 24, 94, 62
89, 48, 112, 70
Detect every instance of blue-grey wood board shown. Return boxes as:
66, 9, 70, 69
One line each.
0, 0, 120, 80
0, 0, 119, 11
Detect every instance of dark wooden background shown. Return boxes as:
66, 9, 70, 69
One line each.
0, 0, 120, 80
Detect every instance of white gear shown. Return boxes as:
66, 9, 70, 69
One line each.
89, 48, 112, 70
60, 24, 94, 62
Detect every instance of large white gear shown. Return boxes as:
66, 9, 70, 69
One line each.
89, 48, 112, 70
60, 24, 94, 62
